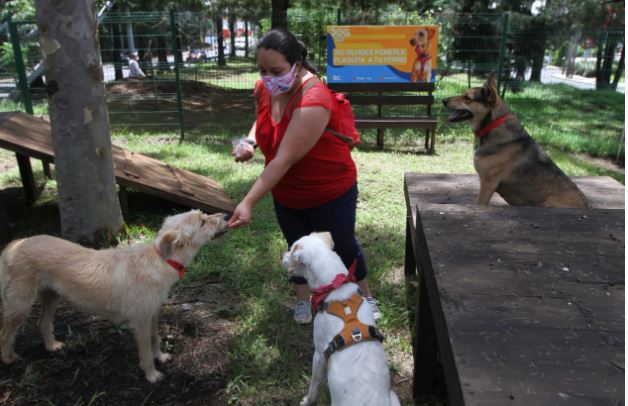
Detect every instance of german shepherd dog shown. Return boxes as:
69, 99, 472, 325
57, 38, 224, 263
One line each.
442, 73, 587, 208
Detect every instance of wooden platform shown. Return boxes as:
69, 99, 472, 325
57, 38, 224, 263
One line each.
0, 111, 235, 214
404, 173, 624, 405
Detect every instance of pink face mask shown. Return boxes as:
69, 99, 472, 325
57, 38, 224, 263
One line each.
261, 64, 298, 96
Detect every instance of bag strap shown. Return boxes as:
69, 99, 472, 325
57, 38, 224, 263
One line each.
287, 76, 355, 146
285, 76, 320, 112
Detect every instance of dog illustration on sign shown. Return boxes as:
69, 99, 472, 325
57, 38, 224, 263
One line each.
409, 27, 436, 82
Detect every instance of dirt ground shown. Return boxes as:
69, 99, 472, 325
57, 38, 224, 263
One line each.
0, 278, 240, 406
0, 185, 240, 405
106, 79, 255, 138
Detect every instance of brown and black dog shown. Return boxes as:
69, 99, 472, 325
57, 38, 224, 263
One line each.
442, 73, 587, 208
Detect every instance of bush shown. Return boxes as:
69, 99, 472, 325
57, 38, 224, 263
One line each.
573, 59, 596, 77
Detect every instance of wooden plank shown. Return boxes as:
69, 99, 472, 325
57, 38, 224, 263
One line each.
417, 206, 624, 296
327, 82, 435, 92
0, 112, 55, 162
404, 173, 625, 406
448, 294, 623, 406
356, 117, 438, 129
348, 94, 434, 105
0, 111, 236, 214
405, 173, 624, 210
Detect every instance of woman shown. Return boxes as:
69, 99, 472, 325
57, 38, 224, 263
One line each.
228, 28, 380, 324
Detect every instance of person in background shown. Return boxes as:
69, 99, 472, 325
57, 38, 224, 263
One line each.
128, 51, 146, 79
227, 28, 381, 324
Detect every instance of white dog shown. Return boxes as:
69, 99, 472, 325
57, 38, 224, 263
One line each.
282, 232, 400, 406
0, 210, 228, 383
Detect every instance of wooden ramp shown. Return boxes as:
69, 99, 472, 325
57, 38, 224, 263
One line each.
0, 111, 235, 214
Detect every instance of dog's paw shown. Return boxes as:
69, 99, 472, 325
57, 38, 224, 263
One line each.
155, 352, 171, 364
45, 340, 64, 352
145, 370, 165, 383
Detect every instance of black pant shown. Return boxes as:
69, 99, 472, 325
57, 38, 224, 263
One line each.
274, 183, 367, 285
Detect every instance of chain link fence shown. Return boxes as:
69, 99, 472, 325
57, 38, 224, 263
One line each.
1, 10, 624, 159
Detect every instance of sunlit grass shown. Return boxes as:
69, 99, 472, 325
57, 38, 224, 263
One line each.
0, 67, 624, 405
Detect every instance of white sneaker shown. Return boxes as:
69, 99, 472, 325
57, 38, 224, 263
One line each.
293, 300, 312, 324
366, 297, 381, 321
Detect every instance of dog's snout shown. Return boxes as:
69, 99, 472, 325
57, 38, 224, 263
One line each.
442, 98, 450, 107
223, 213, 231, 222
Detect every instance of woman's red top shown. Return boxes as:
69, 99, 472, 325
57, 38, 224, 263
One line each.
254, 77, 357, 209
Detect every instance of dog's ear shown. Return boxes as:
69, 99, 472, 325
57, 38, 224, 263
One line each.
427, 27, 436, 40
315, 232, 334, 250
157, 230, 180, 258
481, 73, 499, 106
288, 243, 303, 273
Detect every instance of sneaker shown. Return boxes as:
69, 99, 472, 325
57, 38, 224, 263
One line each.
293, 300, 312, 324
366, 297, 381, 321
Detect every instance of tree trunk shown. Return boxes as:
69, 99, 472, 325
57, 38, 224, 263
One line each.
611, 44, 624, 90
112, 23, 123, 80
564, 32, 580, 78
35, 0, 123, 247
216, 16, 225, 66
244, 20, 249, 58
229, 16, 236, 59
597, 35, 617, 89
529, 50, 544, 82
157, 36, 168, 72
125, 6, 135, 52
271, 0, 289, 29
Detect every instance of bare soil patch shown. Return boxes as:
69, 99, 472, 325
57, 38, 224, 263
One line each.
105, 79, 255, 137
0, 278, 239, 405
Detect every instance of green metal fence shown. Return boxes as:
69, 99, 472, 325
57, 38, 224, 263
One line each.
1, 10, 624, 159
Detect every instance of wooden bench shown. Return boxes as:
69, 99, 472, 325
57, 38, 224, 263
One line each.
326, 82, 437, 153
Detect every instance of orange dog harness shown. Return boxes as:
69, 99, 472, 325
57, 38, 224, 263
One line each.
317, 293, 385, 359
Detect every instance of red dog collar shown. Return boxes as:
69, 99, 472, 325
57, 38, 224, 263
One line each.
166, 259, 186, 279
310, 259, 358, 312
155, 245, 186, 279
474, 114, 509, 137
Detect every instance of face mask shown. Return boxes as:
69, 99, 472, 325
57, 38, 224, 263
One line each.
262, 63, 298, 96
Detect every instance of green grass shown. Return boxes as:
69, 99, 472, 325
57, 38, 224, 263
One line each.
1, 134, 621, 405
433, 74, 625, 159
0, 72, 624, 405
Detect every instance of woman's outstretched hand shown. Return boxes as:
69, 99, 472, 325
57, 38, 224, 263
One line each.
227, 200, 253, 228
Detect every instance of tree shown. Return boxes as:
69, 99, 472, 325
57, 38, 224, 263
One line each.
272, 0, 290, 28
35, 0, 123, 246
595, 2, 624, 90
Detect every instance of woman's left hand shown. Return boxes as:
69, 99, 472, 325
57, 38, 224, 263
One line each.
227, 200, 253, 228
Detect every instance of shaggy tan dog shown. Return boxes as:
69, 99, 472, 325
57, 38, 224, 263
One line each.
0, 210, 228, 383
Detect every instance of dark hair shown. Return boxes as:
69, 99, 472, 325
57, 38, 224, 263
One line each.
256, 28, 318, 74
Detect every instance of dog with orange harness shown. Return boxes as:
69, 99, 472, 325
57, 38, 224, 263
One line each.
282, 232, 400, 406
